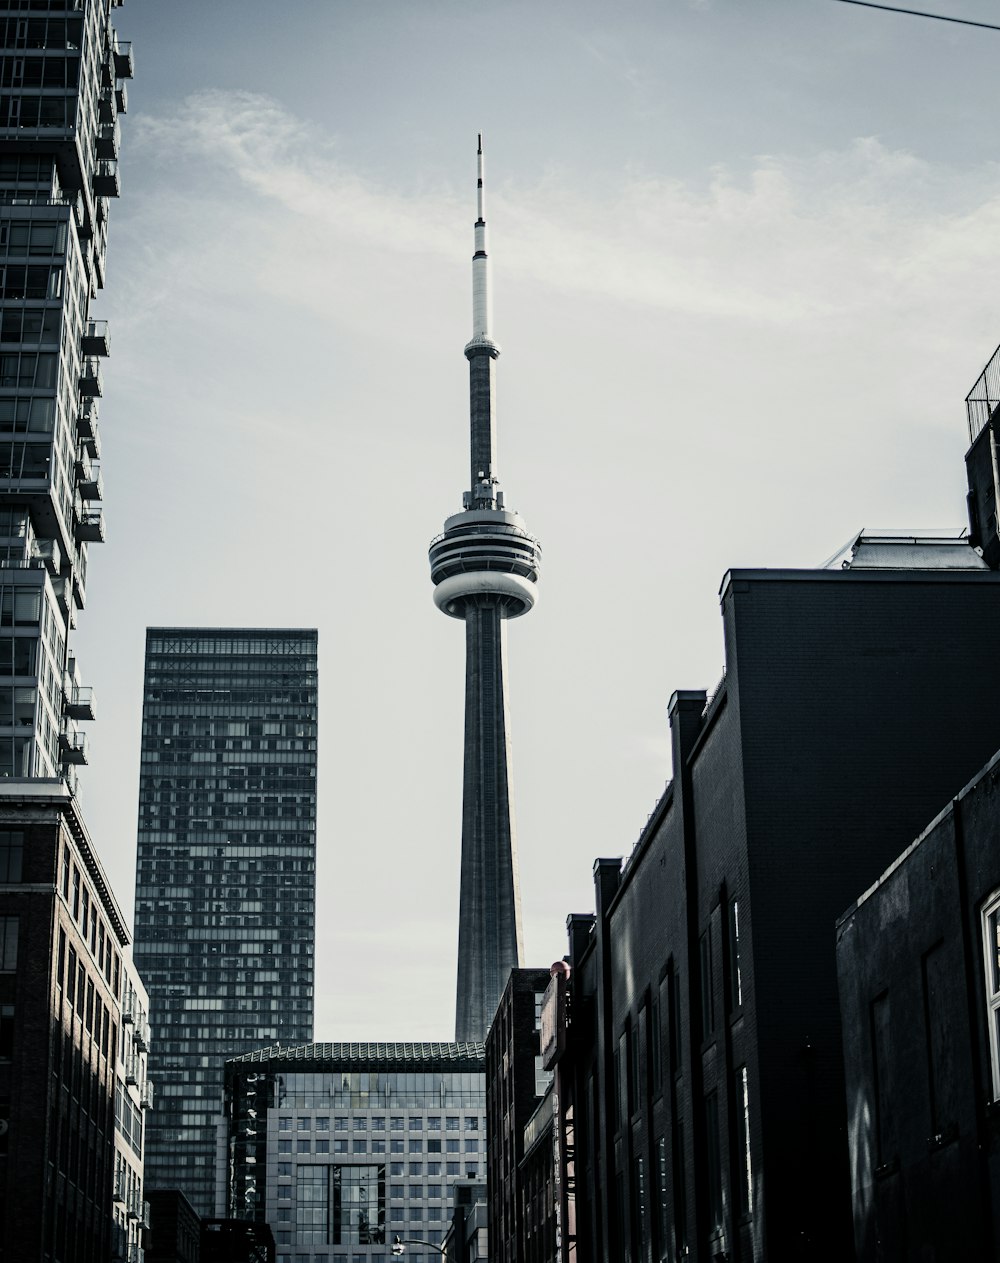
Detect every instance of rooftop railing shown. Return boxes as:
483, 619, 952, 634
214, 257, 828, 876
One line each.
967, 340, 1000, 443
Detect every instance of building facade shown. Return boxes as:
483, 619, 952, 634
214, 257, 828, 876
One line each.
0, 779, 150, 1263
133, 627, 318, 1216
836, 746, 1000, 1260
428, 138, 541, 1044
0, 0, 131, 783
440, 1181, 488, 1263
541, 542, 1000, 1263
485, 967, 551, 1263
224, 1042, 486, 1263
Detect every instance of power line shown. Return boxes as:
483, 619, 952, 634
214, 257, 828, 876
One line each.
830, 0, 1000, 32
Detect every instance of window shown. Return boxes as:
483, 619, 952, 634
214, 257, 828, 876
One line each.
728, 898, 743, 1011
0, 916, 17, 970
427, 1139, 441, 1153
446, 1162, 459, 1176
409, 1117, 422, 1131
0, 831, 22, 882
465, 1116, 478, 1130
983, 890, 1000, 1099
465, 1164, 478, 1178
650, 990, 663, 1095
298, 1139, 310, 1154
704, 1092, 723, 1235
299, 1117, 311, 1131
279, 1117, 292, 1130
353, 1140, 366, 1154
655, 1136, 669, 1259
390, 1139, 404, 1153
735, 1066, 753, 1218
633, 1155, 647, 1258
699, 932, 715, 1041
0, 1003, 12, 1059
354, 1117, 367, 1131
446, 1116, 459, 1130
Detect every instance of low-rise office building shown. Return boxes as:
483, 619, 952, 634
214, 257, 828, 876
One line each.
224, 1042, 486, 1263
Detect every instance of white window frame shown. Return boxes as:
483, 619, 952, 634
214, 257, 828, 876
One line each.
981, 889, 1000, 1099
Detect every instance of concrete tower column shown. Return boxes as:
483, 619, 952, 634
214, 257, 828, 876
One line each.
429, 137, 541, 1043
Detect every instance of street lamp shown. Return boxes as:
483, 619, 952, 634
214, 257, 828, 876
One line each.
391, 1233, 448, 1258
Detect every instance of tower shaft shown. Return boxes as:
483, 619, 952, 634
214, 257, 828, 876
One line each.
455, 600, 524, 1044
430, 137, 541, 1043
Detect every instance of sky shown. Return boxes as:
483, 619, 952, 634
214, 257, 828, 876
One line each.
73, 0, 1000, 1041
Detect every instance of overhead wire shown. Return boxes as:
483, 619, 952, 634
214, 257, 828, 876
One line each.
830, 0, 1000, 32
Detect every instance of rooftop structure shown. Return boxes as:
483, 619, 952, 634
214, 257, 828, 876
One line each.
429, 137, 540, 1043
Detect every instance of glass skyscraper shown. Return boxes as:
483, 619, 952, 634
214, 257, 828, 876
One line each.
133, 627, 318, 1216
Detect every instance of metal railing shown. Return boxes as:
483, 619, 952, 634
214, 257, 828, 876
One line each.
967, 340, 1000, 443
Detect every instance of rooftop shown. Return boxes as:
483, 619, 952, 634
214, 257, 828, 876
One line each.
227, 1040, 486, 1070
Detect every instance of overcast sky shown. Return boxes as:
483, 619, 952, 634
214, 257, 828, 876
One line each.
75, 0, 1000, 1040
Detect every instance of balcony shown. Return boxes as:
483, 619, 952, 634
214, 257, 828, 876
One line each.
115, 81, 128, 115
139, 1079, 154, 1110
113, 1171, 127, 1204
59, 727, 89, 766
64, 685, 96, 722
126, 1187, 141, 1219
96, 121, 120, 161
139, 1201, 151, 1230
134, 1017, 149, 1052
74, 508, 105, 544
77, 400, 101, 456
79, 358, 104, 398
99, 88, 117, 125
81, 320, 110, 357
127, 1245, 145, 1263
125, 1052, 139, 1086
92, 161, 120, 199
113, 39, 135, 80
52, 575, 73, 622
32, 538, 60, 576
75, 456, 103, 502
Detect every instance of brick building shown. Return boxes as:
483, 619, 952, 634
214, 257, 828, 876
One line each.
837, 746, 1000, 1259
0, 780, 150, 1262
545, 540, 1000, 1262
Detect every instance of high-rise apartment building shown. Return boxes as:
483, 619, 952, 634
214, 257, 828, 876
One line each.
133, 628, 318, 1216
429, 138, 540, 1044
0, 0, 131, 783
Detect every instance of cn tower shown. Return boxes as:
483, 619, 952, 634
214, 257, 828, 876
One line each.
429, 137, 541, 1043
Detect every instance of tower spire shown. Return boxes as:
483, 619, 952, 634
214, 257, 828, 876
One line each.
429, 139, 542, 1043
471, 132, 493, 347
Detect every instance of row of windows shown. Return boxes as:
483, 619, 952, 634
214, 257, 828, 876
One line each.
0, 54, 80, 87
277, 1115, 479, 1132
277, 1138, 482, 1157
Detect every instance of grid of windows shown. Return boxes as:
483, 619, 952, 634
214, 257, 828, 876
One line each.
134, 629, 318, 1217
230, 1057, 485, 1263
